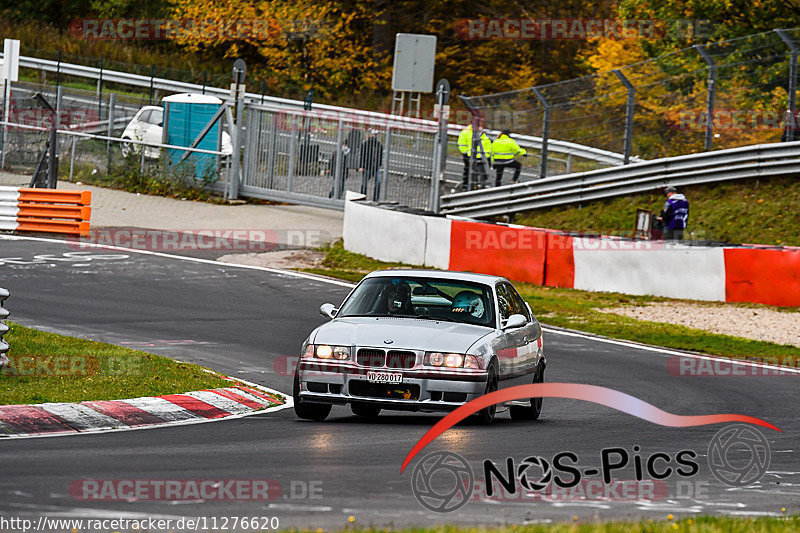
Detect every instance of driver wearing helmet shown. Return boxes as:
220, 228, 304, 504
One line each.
451, 290, 485, 318
384, 281, 412, 315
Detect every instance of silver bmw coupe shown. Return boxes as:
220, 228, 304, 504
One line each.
293, 269, 546, 423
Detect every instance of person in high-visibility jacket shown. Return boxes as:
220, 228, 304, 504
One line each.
457, 124, 491, 186
491, 130, 526, 186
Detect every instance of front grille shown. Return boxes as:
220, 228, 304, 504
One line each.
386, 350, 417, 369
349, 381, 420, 400
357, 349, 385, 367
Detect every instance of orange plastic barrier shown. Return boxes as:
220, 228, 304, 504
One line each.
18, 189, 92, 205
13, 188, 91, 237
724, 248, 800, 307
449, 220, 547, 284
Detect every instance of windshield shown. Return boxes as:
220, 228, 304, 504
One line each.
337, 276, 495, 327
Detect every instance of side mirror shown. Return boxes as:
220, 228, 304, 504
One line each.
503, 313, 528, 330
319, 303, 338, 319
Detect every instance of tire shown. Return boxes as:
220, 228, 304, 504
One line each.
351, 403, 381, 418
473, 363, 498, 425
121, 138, 133, 158
293, 374, 331, 421
510, 365, 544, 421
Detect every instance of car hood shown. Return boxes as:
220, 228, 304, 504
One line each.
312, 317, 493, 353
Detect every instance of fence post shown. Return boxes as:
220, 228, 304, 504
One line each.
429, 79, 450, 212
612, 69, 635, 164
106, 92, 115, 170
379, 127, 391, 201
97, 57, 104, 122
776, 29, 798, 141
56, 50, 62, 90
0, 287, 9, 367
149, 64, 155, 105
1, 78, 8, 169
161, 101, 170, 182
694, 44, 717, 151
333, 118, 344, 200
532, 87, 550, 178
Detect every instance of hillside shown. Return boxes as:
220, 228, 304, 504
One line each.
514, 176, 799, 246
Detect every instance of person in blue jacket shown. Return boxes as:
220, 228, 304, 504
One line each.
657, 186, 689, 240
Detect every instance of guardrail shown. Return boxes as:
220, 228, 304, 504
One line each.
440, 140, 800, 218
9, 53, 629, 167
0, 287, 8, 367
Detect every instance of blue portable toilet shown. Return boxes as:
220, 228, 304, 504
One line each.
163, 93, 223, 180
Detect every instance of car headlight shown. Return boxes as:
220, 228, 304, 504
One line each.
312, 345, 350, 360
424, 352, 481, 369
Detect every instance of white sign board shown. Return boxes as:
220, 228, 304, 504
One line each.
392, 33, 436, 93
2, 39, 20, 82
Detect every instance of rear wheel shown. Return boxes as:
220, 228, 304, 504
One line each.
351, 403, 381, 418
510, 365, 544, 421
473, 363, 498, 425
293, 374, 332, 421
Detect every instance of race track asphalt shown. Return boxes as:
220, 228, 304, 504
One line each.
0, 235, 798, 530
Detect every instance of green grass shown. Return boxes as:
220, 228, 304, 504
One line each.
0, 322, 233, 405
513, 176, 800, 246
302, 242, 800, 364
338, 515, 798, 532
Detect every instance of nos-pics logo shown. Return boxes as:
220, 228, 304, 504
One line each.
410, 424, 771, 513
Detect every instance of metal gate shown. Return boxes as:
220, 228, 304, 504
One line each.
241, 104, 439, 211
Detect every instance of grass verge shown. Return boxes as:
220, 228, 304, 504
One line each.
340, 515, 798, 532
0, 322, 233, 405
302, 242, 800, 363
513, 176, 799, 247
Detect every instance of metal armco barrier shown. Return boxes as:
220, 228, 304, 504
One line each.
440, 140, 800, 218
0, 288, 9, 364
0, 186, 91, 235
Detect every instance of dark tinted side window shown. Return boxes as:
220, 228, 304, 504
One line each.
496, 283, 514, 321
507, 284, 531, 320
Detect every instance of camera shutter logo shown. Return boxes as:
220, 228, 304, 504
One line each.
410, 451, 473, 513
708, 424, 771, 486
517, 456, 553, 491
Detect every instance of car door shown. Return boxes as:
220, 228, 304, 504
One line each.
506, 283, 540, 375
496, 282, 529, 379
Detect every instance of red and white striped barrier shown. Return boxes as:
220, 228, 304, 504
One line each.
0, 385, 285, 438
344, 199, 800, 307
0, 186, 91, 236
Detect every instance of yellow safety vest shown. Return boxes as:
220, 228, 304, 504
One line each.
458, 126, 491, 158
491, 134, 526, 163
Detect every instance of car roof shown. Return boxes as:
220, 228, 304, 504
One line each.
364, 269, 508, 286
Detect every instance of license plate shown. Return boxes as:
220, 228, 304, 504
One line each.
367, 371, 402, 384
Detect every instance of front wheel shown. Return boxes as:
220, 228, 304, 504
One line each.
510, 365, 544, 421
293, 375, 331, 421
121, 138, 134, 158
473, 363, 498, 425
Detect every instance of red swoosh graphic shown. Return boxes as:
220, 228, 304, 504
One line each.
401, 383, 781, 472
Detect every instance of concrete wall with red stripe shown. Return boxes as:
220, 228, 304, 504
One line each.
344, 198, 800, 307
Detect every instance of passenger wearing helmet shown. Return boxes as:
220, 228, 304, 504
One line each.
451, 290, 485, 318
